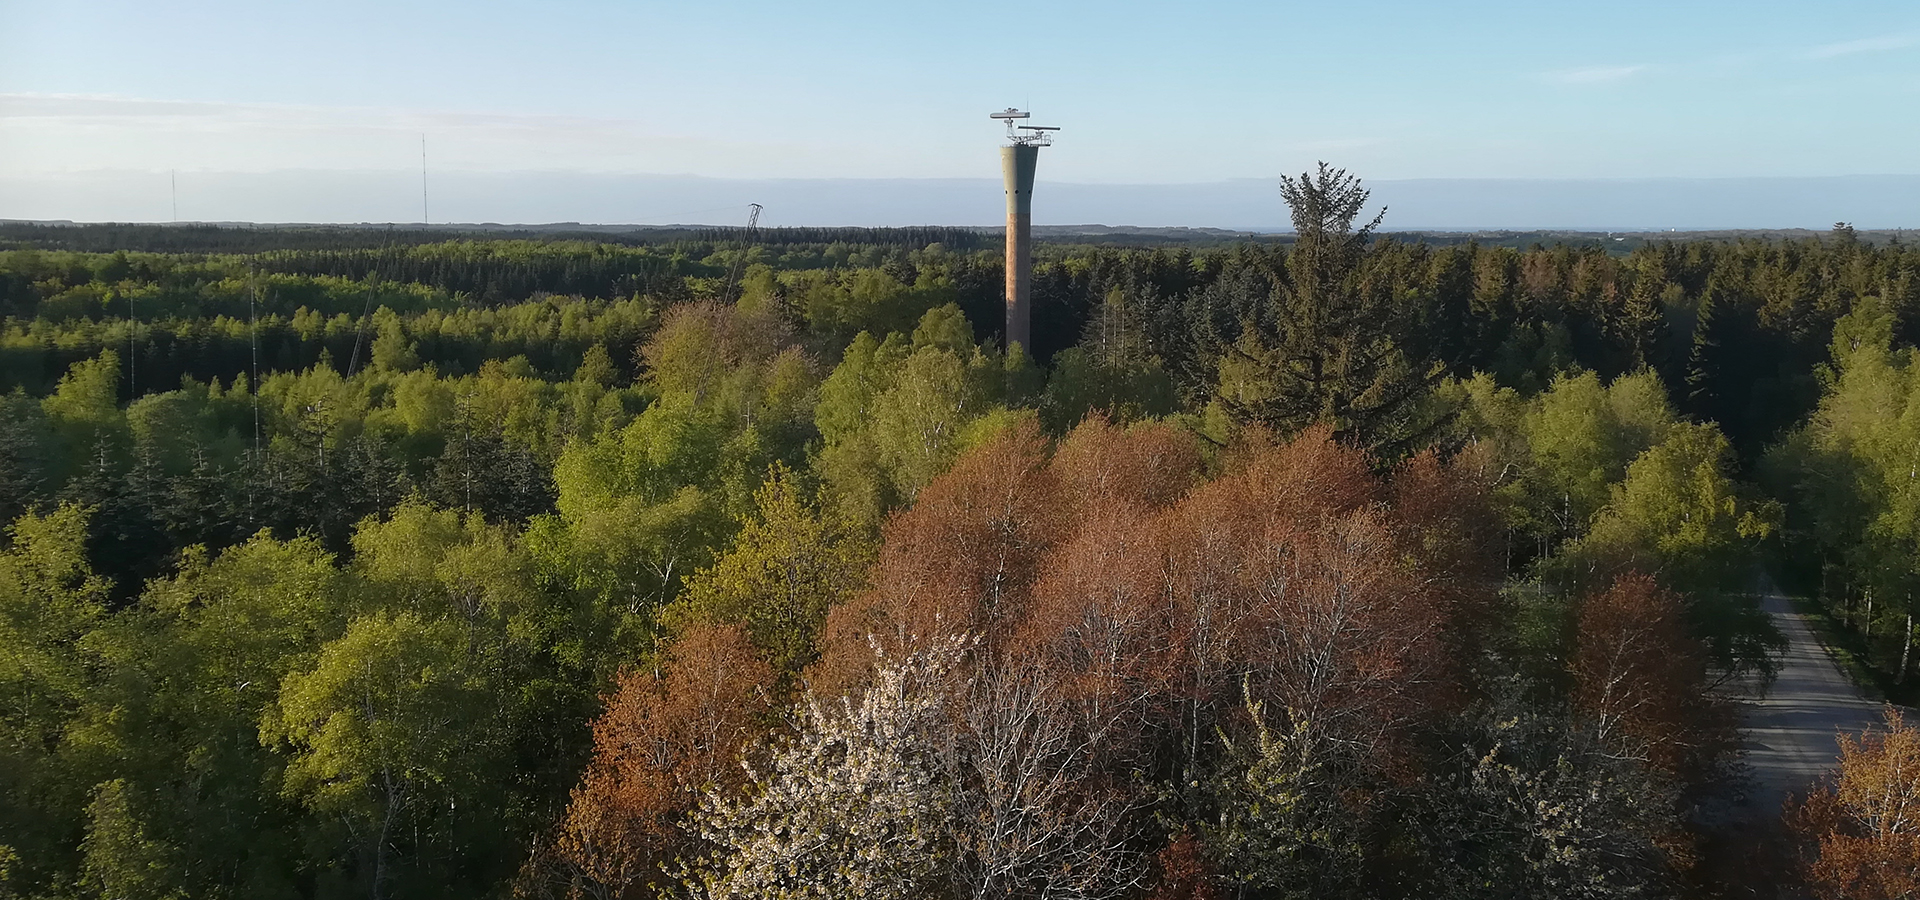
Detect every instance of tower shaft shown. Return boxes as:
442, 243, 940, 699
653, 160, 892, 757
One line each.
1001, 143, 1038, 353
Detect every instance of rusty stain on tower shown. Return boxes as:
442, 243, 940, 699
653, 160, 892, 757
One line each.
991, 108, 1058, 354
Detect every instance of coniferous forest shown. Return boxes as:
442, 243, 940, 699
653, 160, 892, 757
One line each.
2, 168, 1918, 900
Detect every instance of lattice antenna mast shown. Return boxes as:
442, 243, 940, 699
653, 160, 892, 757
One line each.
722, 203, 765, 303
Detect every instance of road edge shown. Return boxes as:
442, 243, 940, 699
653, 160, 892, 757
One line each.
1778, 590, 1888, 704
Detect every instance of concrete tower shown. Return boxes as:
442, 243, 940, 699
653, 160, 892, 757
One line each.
991, 109, 1057, 353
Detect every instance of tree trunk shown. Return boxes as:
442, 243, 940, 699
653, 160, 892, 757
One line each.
373, 768, 402, 900
1900, 611, 1914, 686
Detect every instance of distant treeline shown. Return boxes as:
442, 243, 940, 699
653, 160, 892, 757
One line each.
691, 225, 992, 249
7, 226, 1920, 461
0, 223, 493, 254
16, 220, 1915, 258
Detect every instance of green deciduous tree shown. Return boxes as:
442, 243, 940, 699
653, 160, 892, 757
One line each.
815, 306, 1020, 528
0, 504, 110, 885
1769, 298, 1920, 683
666, 466, 872, 680
63, 532, 347, 900
1554, 422, 1782, 680
1515, 370, 1676, 542
78, 779, 183, 900
267, 610, 496, 900
1199, 692, 1362, 900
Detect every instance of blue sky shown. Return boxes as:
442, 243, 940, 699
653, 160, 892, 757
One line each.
4, 0, 1919, 222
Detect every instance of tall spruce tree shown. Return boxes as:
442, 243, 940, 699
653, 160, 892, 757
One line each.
1212, 163, 1437, 453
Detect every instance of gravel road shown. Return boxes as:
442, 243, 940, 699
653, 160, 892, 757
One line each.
1737, 586, 1887, 817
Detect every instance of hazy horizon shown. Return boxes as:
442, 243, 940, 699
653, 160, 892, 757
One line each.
7, 170, 1920, 232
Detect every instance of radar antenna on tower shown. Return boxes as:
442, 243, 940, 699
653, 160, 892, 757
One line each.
991, 107, 1058, 146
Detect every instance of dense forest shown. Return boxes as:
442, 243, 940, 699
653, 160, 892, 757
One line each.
2, 168, 1917, 900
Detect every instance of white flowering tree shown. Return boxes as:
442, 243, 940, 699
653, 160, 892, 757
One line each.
682, 635, 1146, 900
682, 637, 963, 900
